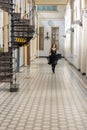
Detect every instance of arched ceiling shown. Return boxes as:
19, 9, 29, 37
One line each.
35, 0, 68, 5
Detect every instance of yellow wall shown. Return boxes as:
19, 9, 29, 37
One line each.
3, 12, 9, 52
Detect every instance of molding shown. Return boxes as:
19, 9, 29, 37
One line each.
39, 17, 65, 20
35, 0, 68, 5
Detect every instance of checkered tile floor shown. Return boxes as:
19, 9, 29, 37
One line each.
0, 58, 87, 130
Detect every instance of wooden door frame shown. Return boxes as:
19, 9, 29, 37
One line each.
39, 26, 44, 51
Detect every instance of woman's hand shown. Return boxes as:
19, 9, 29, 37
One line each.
49, 53, 51, 56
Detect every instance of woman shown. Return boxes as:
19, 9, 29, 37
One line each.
48, 43, 59, 73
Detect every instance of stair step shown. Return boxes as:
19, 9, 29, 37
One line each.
0, 70, 13, 73
0, 80, 12, 82
0, 62, 13, 65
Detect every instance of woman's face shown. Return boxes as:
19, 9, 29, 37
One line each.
53, 44, 56, 48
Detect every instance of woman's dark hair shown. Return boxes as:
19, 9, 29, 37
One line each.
51, 43, 57, 48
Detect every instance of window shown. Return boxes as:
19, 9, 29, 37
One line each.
37, 5, 57, 11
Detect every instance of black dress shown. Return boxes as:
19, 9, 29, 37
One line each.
48, 49, 58, 65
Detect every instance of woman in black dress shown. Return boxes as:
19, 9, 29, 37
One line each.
48, 43, 59, 73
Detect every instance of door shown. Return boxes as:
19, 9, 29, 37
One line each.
39, 27, 46, 57
39, 27, 44, 51
51, 27, 59, 49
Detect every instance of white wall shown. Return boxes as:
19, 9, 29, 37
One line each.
64, 1, 81, 69
39, 19, 65, 57
64, 0, 87, 74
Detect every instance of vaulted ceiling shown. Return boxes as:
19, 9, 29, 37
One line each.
35, 0, 68, 5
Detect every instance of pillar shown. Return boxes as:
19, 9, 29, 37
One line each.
3, 12, 9, 52
81, 0, 87, 74
23, 45, 27, 66
75, 0, 82, 69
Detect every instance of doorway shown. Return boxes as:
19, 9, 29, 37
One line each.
39, 27, 44, 51
51, 27, 59, 49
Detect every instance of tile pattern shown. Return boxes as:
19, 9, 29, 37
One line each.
0, 58, 87, 130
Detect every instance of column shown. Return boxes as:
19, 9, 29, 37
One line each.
24, 45, 27, 66
81, 0, 87, 74
23, 0, 28, 66
3, 12, 9, 52
76, 0, 82, 69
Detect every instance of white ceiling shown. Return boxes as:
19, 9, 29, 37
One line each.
37, 5, 66, 19
35, 0, 68, 20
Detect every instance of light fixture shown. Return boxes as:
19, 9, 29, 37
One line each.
66, 27, 74, 33
73, 19, 82, 26
69, 27, 74, 32
48, 20, 54, 26
81, 8, 87, 18
45, 32, 50, 40
62, 35, 66, 38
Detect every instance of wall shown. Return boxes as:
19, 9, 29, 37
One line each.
39, 19, 65, 57
65, 0, 82, 69
65, 0, 87, 77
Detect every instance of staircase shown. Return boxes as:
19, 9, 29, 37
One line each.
11, 13, 35, 48
0, 0, 35, 92
0, 50, 18, 92
0, 0, 13, 13
0, 52, 12, 82
0, 0, 19, 92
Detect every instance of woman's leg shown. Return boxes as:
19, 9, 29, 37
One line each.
52, 64, 55, 73
53, 64, 55, 73
52, 64, 53, 72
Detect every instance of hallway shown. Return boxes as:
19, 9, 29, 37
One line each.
0, 58, 87, 130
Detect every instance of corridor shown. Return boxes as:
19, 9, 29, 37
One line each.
0, 58, 87, 130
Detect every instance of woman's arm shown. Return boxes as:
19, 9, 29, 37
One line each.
57, 49, 61, 54
49, 48, 51, 55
